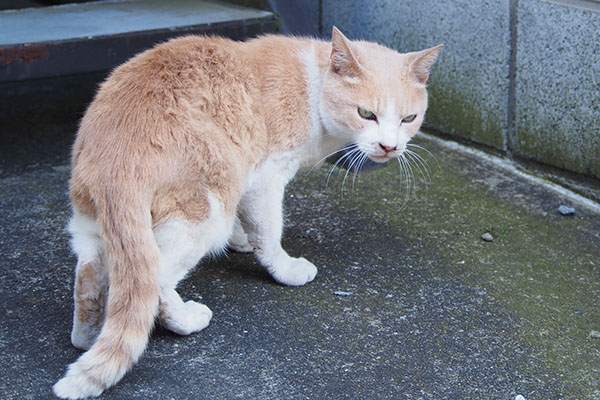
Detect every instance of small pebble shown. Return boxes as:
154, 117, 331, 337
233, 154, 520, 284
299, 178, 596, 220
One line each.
515, 395, 527, 400
558, 205, 576, 215
481, 233, 494, 242
589, 330, 600, 339
333, 291, 352, 297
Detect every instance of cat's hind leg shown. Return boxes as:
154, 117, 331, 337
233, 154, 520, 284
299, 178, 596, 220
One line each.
154, 192, 234, 335
68, 211, 109, 351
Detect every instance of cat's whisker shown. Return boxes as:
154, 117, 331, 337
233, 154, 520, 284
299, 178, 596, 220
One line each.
396, 158, 409, 210
407, 143, 439, 169
398, 155, 415, 209
405, 147, 431, 175
350, 151, 368, 194
341, 148, 363, 197
406, 148, 434, 195
305, 146, 348, 176
326, 149, 353, 180
403, 155, 414, 205
351, 152, 369, 193
396, 157, 407, 206
326, 147, 358, 188
404, 151, 431, 198
406, 142, 431, 154
406, 154, 419, 192
404, 149, 431, 184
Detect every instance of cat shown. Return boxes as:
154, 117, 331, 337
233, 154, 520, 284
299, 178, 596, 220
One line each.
53, 27, 442, 399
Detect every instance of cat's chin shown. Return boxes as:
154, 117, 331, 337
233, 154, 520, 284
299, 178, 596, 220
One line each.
368, 154, 394, 163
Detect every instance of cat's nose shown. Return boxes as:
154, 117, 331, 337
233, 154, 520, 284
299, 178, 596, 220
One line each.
379, 143, 397, 153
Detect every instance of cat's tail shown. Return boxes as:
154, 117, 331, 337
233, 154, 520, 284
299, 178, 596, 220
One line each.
53, 187, 160, 399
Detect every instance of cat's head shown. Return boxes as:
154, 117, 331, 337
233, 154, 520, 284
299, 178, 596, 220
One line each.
320, 27, 443, 163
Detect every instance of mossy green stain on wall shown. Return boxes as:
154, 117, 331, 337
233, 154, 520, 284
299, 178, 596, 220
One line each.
426, 79, 506, 150
516, 113, 600, 179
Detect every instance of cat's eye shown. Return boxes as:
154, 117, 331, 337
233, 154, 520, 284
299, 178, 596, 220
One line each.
358, 107, 377, 122
402, 114, 417, 123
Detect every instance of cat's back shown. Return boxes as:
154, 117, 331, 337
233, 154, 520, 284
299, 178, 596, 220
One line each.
107, 35, 250, 93
86, 35, 255, 127
73, 35, 265, 168
70, 35, 269, 214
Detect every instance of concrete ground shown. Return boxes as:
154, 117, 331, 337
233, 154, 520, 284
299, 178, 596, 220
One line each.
0, 81, 599, 400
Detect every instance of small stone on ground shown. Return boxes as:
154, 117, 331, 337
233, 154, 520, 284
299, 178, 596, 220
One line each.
481, 233, 494, 242
558, 205, 576, 215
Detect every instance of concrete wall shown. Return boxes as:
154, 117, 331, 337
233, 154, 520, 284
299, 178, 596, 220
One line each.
514, 0, 600, 178
270, 0, 600, 181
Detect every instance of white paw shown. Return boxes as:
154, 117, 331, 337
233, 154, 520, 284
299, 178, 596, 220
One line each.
53, 367, 104, 399
228, 241, 254, 253
271, 257, 318, 286
228, 231, 254, 253
162, 301, 213, 336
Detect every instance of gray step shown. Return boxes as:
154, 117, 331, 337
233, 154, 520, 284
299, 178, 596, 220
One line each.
0, 0, 277, 82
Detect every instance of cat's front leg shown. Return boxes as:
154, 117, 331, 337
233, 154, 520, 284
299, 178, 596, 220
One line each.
238, 174, 317, 286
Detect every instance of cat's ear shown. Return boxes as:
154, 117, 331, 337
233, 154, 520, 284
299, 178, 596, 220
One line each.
330, 26, 362, 78
407, 44, 444, 84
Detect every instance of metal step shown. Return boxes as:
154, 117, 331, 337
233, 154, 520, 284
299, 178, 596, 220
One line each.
0, 0, 277, 82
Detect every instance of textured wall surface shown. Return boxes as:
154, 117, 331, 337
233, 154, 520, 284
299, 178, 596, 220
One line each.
515, 0, 600, 178
266, 0, 320, 36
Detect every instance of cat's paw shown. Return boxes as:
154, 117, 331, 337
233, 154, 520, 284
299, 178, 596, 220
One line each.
228, 229, 254, 253
160, 301, 212, 336
271, 257, 317, 286
228, 240, 254, 253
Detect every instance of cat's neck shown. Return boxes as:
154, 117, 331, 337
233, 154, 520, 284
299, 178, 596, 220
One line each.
298, 40, 347, 166
306, 40, 356, 170
244, 36, 350, 166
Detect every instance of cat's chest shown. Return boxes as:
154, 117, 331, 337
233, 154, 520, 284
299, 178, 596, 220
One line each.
243, 153, 301, 194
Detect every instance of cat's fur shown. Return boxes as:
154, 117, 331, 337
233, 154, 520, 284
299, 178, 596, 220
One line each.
53, 27, 442, 398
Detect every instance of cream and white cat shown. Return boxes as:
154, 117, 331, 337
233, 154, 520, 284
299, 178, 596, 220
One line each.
53, 27, 442, 398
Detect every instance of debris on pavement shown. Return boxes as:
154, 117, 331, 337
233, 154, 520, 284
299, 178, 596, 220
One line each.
558, 205, 576, 215
481, 233, 494, 242
333, 291, 353, 297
